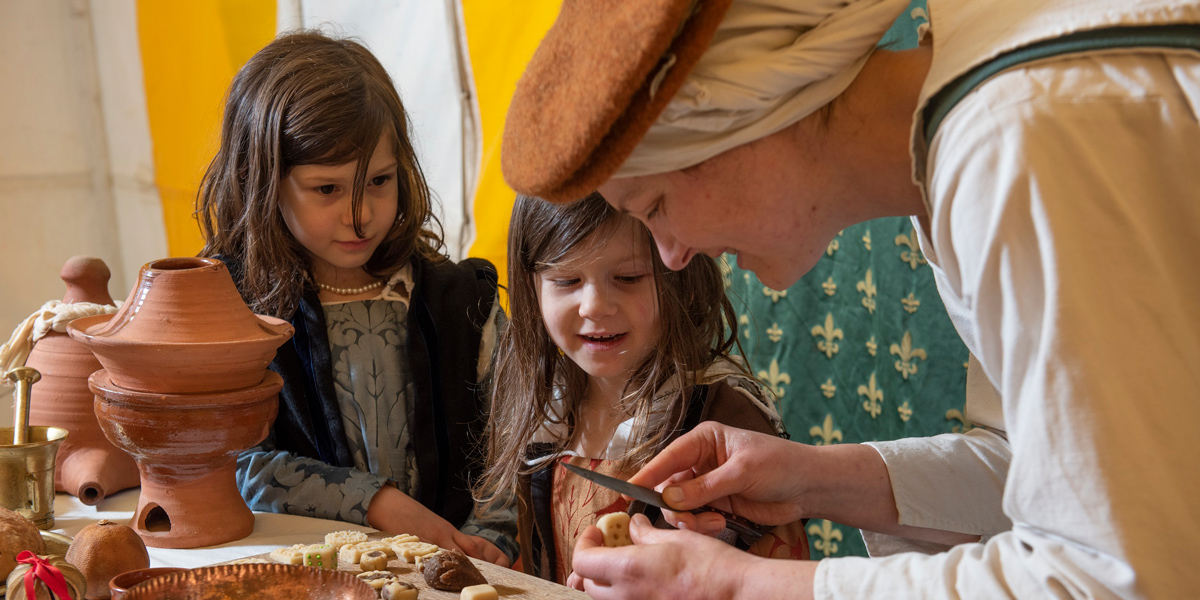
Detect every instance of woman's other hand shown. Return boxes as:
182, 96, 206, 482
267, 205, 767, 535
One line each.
571, 513, 816, 600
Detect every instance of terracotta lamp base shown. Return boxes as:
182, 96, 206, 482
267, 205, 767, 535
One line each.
88, 369, 282, 549
132, 463, 255, 549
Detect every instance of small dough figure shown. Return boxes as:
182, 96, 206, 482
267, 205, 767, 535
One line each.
359, 549, 389, 571
356, 570, 401, 590
382, 581, 419, 600
460, 584, 498, 600
596, 512, 633, 547
304, 544, 336, 569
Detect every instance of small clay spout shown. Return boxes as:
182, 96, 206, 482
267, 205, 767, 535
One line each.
7, 366, 41, 445
60, 256, 115, 305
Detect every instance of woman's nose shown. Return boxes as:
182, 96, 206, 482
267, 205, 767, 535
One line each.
654, 233, 693, 271
580, 283, 618, 319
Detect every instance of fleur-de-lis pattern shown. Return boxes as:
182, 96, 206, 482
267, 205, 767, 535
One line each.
763, 287, 787, 302
890, 331, 928, 380
902, 292, 920, 314
810, 414, 843, 445
767, 323, 784, 343
757, 359, 792, 399
858, 372, 884, 418
807, 520, 844, 558
811, 313, 844, 359
820, 379, 836, 398
895, 229, 928, 270
857, 269, 877, 314
723, 1, 965, 559
823, 277, 837, 296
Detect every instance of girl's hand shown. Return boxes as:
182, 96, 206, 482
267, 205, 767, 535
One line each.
570, 514, 816, 600
366, 486, 510, 566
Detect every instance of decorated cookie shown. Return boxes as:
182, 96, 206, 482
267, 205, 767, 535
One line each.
269, 543, 307, 565
325, 530, 370, 549
394, 541, 439, 563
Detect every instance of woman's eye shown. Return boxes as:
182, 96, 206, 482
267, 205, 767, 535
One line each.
370, 174, 392, 186
317, 184, 337, 195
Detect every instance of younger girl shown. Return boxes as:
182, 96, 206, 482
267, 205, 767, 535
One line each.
476, 193, 809, 583
197, 31, 513, 565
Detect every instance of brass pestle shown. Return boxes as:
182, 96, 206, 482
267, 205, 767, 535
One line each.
7, 366, 41, 445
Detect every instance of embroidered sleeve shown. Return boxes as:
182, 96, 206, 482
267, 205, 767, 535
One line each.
458, 488, 520, 565
236, 435, 387, 526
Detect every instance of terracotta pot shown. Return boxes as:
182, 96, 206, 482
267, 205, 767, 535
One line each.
66, 257, 293, 394
88, 370, 282, 549
26, 257, 139, 506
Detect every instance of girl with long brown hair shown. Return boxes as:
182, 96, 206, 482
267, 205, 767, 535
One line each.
475, 192, 807, 583
197, 31, 513, 565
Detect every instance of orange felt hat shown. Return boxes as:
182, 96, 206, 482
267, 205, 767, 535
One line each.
501, 0, 734, 204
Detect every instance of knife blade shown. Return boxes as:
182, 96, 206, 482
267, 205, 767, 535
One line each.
561, 461, 771, 546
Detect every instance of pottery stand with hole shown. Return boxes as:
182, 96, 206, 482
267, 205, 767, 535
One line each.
25, 256, 140, 506
68, 257, 293, 549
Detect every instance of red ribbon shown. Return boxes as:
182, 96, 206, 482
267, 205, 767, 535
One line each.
15, 551, 73, 600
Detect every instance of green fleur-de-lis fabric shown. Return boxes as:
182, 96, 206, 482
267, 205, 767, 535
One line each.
728, 215, 969, 558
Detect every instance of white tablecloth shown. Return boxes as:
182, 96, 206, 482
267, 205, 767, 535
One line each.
49, 489, 375, 568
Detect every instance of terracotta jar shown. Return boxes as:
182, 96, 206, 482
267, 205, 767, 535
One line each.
66, 257, 293, 394
67, 256, 294, 549
26, 256, 139, 505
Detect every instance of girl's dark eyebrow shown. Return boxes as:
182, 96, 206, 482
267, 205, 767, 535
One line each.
368, 160, 398, 176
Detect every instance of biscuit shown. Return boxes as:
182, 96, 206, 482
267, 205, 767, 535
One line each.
382, 581, 419, 600
597, 512, 633, 547
460, 584, 497, 600
268, 544, 307, 565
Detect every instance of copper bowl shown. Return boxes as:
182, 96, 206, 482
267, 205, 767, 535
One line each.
122, 564, 377, 600
109, 567, 188, 600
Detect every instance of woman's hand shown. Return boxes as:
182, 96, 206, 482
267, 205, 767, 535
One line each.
628, 422, 816, 534
366, 485, 510, 566
570, 513, 816, 600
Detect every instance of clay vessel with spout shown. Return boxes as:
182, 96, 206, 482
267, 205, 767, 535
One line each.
26, 256, 140, 505
68, 257, 293, 548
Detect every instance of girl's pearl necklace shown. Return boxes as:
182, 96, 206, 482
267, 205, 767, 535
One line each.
316, 279, 383, 296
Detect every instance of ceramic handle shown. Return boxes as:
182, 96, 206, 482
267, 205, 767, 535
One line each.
7, 366, 41, 445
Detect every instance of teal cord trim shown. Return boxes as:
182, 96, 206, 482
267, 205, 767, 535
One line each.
923, 24, 1200, 142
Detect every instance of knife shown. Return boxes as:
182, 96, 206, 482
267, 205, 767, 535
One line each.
561, 461, 772, 547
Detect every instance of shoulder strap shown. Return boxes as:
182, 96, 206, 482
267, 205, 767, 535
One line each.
924, 24, 1200, 143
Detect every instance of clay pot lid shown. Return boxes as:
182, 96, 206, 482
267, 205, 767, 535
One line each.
67, 257, 291, 346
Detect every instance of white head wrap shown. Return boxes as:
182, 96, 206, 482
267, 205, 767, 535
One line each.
615, 0, 911, 177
